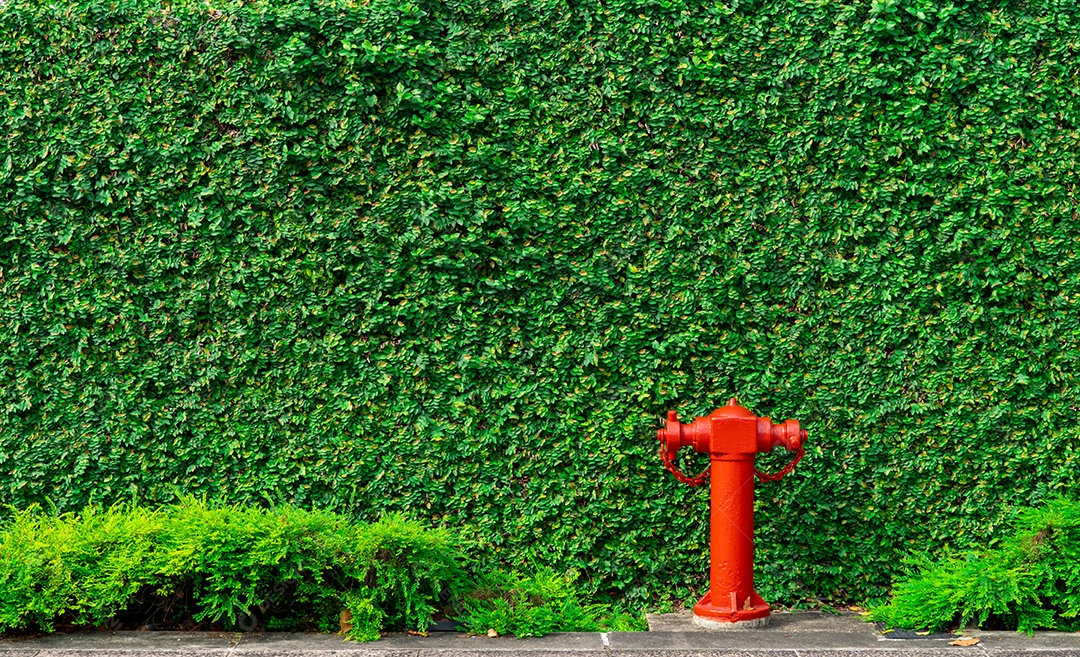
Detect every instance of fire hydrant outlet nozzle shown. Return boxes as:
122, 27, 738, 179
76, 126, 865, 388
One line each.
656, 398, 808, 629
759, 418, 807, 453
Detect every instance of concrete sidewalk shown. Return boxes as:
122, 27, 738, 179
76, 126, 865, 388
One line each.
2, 612, 1079, 657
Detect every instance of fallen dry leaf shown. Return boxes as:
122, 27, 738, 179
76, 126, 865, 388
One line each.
487, 628, 498, 638
948, 638, 980, 647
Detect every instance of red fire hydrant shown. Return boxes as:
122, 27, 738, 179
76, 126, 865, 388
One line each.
658, 398, 807, 629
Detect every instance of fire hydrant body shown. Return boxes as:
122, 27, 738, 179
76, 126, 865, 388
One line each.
657, 398, 807, 629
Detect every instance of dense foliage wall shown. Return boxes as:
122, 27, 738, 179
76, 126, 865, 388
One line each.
2, 0, 1080, 605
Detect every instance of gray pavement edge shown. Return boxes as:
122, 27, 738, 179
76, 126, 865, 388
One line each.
1, 613, 1078, 657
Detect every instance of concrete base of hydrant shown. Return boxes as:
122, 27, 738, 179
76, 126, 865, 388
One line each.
692, 614, 770, 630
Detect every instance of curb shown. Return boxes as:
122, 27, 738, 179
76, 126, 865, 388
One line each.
2, 613, 1079, 656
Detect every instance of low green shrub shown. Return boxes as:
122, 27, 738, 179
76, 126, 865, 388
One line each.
0, 501, 643, 639
460, 567, 646, 637
0, 499, 463, 640
868, 497, 1080, 634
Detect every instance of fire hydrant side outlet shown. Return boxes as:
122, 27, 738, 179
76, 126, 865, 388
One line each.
657, 398, 808, 629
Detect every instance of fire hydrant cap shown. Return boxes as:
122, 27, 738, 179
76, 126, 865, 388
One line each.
710, 397, 756, 420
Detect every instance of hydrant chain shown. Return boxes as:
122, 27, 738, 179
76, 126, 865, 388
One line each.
661, 443, 804, 485
659, 443, 710, 486
753, 446, 805, 483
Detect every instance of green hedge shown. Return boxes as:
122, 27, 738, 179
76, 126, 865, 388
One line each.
0, 500, 462, 640
2, 0, 1080, 606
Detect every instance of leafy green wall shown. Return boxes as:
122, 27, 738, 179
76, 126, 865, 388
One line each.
2, 0, 1080, 605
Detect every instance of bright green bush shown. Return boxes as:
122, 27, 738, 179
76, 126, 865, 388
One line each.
0, 501, 639, 639
460, 567, 645, 637
3, 0, 1080, 607
0, 500, 463, 640
869, 497, 1080, 634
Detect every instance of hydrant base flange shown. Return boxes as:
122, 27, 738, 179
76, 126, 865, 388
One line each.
692, 590, 771, 629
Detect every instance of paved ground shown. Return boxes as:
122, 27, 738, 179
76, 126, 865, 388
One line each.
2, 612, 1079, 656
